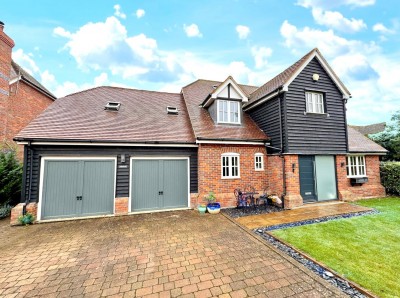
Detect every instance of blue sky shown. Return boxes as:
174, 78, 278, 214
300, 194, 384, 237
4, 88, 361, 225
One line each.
3, 0, 400, 125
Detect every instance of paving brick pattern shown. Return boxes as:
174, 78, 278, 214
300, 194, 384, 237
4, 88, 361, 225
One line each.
0, 211, 346, 297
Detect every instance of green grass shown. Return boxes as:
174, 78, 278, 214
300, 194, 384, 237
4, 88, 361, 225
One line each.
271, 197, 400, 298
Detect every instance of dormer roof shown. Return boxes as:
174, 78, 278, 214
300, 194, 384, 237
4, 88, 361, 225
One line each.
202, 76, 249, 108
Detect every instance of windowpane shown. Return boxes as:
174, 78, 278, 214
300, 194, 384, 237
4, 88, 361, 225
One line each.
230, 102, 239, 123
221, 154, 240, 178
347, 156, 366, 177
305, 92, 324, 113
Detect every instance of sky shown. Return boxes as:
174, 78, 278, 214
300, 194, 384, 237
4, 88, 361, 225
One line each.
3, 0, 400, 125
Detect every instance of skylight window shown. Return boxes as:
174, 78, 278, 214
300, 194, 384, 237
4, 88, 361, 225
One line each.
167, 106, 178, 115
105, 102, 121, 111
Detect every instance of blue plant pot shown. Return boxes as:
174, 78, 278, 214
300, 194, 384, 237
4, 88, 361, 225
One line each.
207, 202, 221, 214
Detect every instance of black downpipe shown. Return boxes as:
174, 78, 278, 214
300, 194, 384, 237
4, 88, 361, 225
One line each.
278, 92, 286, 209
23, 143, 33, 215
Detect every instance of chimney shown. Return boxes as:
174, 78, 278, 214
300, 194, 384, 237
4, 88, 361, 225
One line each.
0, 21, 15, 142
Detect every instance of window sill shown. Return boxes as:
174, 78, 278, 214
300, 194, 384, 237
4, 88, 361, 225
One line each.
347, 176, 368, 179
304, 112, 329, 117
221, 176, 241, 180
255, 169, 264, 171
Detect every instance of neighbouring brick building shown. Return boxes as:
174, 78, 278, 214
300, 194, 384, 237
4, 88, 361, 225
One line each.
0, 22, 56, 158
11, 48, 386, 224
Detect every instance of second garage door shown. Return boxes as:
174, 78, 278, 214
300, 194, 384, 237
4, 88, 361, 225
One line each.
40, 159, 115, 220
131, 158, 189, 212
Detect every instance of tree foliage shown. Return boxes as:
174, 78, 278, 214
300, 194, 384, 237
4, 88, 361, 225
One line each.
0, 151, 23, 206
370, 111, 400, 161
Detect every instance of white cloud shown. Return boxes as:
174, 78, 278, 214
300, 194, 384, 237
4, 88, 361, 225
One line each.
40, 70, 56, 87
236, 25, 250, 39
297, 0, 375, 9
183, 24, 202, 38
114, 4, 126, 19
373, 23, 395, 34
12, 49, 40, 75
311, 8, 366, 33
53, 27, 72, 38
251, 46, 273, 69
94, 72, 109, 86
136, 9, 145, 19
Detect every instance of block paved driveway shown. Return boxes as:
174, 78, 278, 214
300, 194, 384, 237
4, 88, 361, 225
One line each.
0, 211, 346, 298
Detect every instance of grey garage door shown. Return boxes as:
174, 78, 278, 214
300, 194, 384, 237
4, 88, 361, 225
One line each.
131, 159, 188, 212
41, 159, 115, 220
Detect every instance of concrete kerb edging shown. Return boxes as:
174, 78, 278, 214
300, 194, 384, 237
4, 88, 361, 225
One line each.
264, 231, 378, 298
220, 212, 346, 297
221, 212, 378, 298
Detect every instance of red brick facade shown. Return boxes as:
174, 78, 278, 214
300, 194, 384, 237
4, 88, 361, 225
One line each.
0, 24, 54, 159
10, 202, 38, 226
336, 155, 385, 201
196, 144, 267, 208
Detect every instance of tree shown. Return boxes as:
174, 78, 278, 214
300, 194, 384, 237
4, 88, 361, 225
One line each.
370, 111, 400, 161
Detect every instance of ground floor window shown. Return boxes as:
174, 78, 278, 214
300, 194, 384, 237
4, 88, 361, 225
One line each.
347, 155, 366, 177
221, 153, 240, 178
254, 153, 264, 171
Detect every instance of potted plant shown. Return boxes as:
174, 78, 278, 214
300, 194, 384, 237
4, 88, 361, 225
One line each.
18, 212, 35, 225
198, 203, 207, 214
204, 191, 221, 214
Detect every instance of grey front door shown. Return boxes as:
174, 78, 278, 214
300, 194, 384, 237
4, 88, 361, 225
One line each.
41, 159, 115, 220
131, 159, 188, 212
299, 156, 317, 202
299, 155, 337, 202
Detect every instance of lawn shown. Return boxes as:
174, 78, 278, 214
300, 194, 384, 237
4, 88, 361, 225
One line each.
271, 197, 400, 298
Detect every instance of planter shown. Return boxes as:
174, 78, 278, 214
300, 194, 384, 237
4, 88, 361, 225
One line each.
198, 205, 207, 214
207, 202, 221, 214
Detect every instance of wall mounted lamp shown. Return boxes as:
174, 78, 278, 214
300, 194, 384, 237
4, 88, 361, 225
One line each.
292, 163, 296, 173
341, 162, 345, 167
312, 73, 320, 81
120, 154, 126, 163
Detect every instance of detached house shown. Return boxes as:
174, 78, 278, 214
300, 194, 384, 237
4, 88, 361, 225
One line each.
10, 47, 386, 224
0, 22, 56, 158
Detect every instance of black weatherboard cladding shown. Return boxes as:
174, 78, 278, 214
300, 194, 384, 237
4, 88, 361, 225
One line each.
285, 57, 347, 154
249, 95, 286, 152
22, 145, 198, 203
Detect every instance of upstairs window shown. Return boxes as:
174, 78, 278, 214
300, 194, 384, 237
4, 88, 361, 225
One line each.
347, 155, 366, 177
221, 153, 240, 178
305, 92, 324, 114
218, 100, 240, 124
254, 153, 264, 171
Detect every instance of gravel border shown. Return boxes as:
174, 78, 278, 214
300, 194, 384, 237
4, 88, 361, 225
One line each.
254, 210, 380, 298
221, 205, 284, 218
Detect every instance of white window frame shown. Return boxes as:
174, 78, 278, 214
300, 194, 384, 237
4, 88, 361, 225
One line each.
305, 92, 325, 114
221, 153, 240, 179
346, 155, 367, 178
254, 153, 264, 171
217, 100, 241, 124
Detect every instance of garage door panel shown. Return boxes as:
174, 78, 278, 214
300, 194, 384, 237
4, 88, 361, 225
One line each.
41, 159, 115, 220
42, 161, 80, 220
131, 159, 189, 212
163, 160, 188, 208
132, 160, 160, 211
81, 160, 115, 216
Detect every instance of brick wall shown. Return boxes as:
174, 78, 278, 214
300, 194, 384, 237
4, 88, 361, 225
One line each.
197, 144, 267, 207
266, 155, 284, 196
115, 197, 129, 215
336, 155, 385, 201
6, 81, 53, 158
0, 24, 14, 143
283, 155, 303, 209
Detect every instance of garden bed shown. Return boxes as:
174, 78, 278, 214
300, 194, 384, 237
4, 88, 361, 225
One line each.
222, 204, 283, 218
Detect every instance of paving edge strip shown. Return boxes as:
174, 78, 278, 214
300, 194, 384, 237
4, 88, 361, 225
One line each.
220, 213, 346, 297
254, 210, 380, 298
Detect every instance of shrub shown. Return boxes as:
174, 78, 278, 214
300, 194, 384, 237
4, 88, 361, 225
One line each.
0, 151, 23, 206
18, 212, 35, 225
0, 204, 12, 219
380, 162, 400, 195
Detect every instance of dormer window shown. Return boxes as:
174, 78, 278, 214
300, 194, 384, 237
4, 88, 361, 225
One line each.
217, 100, 240, 124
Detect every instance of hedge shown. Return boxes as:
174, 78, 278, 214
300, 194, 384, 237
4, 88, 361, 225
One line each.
0, 151, 23, 207
380, 162, 400, 195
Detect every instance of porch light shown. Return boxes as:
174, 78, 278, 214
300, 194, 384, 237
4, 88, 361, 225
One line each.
292, 163, 296, 173
312, 73, 320, 81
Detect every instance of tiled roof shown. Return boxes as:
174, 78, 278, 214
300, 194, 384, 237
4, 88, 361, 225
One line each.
347, 127, 387, 153
15, 86, 195, 143
349, 122, 386, 135
181, 79, 268, 142
10, 60, 56, 100
245, 48, 351, 108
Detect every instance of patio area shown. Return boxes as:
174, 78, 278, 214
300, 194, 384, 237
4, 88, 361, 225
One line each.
236, 202, 373, 229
